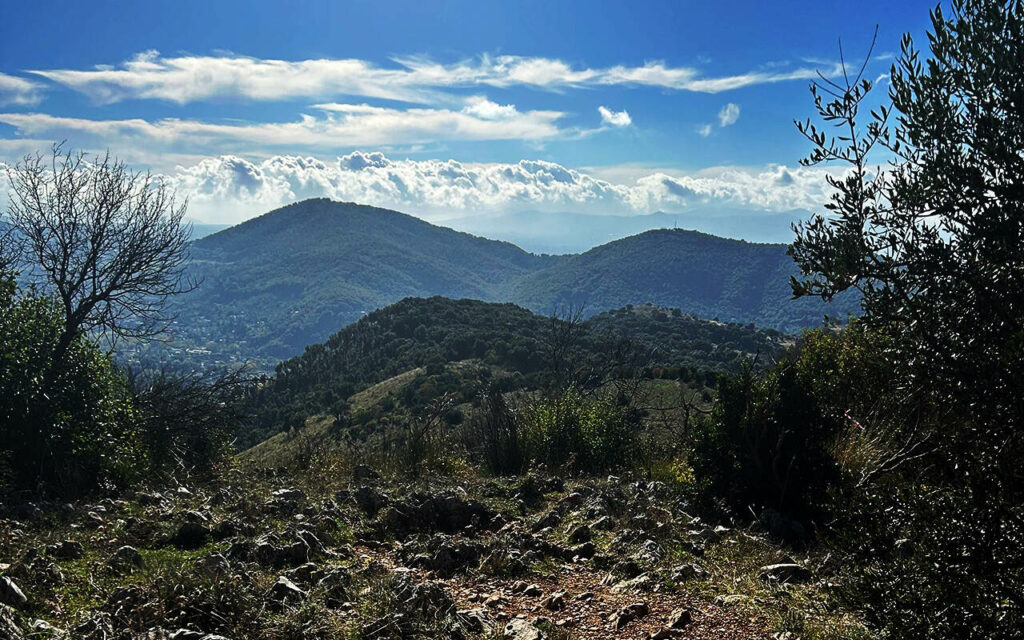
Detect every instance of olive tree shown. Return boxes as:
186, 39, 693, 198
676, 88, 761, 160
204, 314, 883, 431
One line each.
790, 2, 1024, 637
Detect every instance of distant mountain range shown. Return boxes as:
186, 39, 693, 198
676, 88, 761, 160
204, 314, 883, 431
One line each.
441, 208, 813, 254
187, 222, 231, 240
172, 198, 857, 361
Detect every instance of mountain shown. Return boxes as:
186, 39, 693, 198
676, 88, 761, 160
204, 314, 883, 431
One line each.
180, 199, 555, 358
165, 198, 854, 365
441, 208, 813, 253
501, 228, 858, 330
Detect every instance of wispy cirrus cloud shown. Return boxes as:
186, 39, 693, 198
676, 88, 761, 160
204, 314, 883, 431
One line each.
0, 97, 569, 151
27, 50, 843, 105
0, 73, 45, 106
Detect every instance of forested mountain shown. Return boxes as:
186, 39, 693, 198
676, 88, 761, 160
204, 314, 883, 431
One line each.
169, 198, 854, 363
503, 228, 860, 331
180, 199, 555, 358
243, 296, 786, 446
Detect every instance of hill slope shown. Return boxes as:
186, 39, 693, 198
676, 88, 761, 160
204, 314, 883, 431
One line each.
243, 296, 786, 446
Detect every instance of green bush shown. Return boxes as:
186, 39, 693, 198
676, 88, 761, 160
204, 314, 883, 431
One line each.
519, 388, 641, 474
688, 322, 897, 524
469, 387, 641, 475
1, 266, 245, 495
690, 347, 843, 528
0, 271, 141, 494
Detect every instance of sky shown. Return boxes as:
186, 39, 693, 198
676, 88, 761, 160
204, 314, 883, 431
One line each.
0, 0, 937, 225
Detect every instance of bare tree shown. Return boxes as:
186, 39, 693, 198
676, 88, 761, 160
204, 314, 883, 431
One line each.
4, 144, 195, 358
542, 302, 587, 392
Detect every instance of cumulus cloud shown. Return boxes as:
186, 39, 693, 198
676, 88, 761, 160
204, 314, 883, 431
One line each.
0, 73, 44, 106
696, 124, 713, 137
598, 106, 632, 127
458, 96, 519, 120
155, 151, 837, 223
0, 98, 568, 151
28, 51, 845, 104
718, 103, 740, 127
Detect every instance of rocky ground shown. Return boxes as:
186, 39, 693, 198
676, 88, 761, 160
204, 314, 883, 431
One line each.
0, 464, 863, 639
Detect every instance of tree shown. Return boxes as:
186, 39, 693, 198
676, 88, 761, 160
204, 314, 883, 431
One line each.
1, 145, 219, 494
791, 2, 1024, 409
4, 144, 195, 358
790, 2, 1024, 637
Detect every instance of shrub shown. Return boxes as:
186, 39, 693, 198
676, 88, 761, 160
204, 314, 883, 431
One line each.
519, 388, 641, 473
469, 387, 642, 475
690, 352, 843, 528
0, 271, 141, 494
127, 366, 252, 477
471, 390, 526, 475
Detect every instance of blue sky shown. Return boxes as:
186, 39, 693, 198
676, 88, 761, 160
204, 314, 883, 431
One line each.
0, 0, 937, 223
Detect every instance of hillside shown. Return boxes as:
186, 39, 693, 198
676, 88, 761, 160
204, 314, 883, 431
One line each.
243, 296, 785, 447
158, 199, 855, 367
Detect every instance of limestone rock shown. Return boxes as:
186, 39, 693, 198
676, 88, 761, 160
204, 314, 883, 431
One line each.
759, 563, 811, 583
0, 577, 27, 608
503, 618, 545, 640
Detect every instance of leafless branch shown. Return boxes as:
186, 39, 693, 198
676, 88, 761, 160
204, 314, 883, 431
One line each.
4, 143, 197, 360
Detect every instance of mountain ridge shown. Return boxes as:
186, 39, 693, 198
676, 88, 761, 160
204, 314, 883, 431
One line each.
167, 198, 856, 363
243, 295, 787, 446
440, 207, 813, 253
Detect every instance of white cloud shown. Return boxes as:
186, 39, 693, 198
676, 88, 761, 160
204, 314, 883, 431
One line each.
696, 124, 713, 137
461, 96, 519, 120
0, 99, 568, 151
0, 137, 54, 157
598, 106, 632, 127
30, 51, 442, 105
718, 103, 740, 127
0, 73, 44, 106
28, 51, 845, 104
150, 151, 839, 224
0, 145, 839, 225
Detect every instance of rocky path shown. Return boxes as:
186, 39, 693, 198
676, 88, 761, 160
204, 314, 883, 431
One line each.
335, 539, 770, 639
0, 468, 834, 639
445, 561, 769, 639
